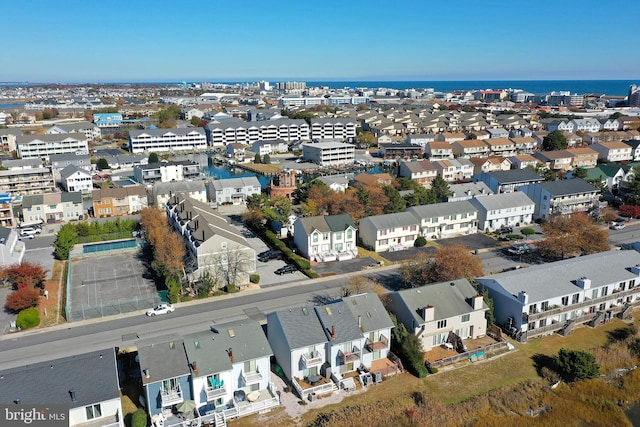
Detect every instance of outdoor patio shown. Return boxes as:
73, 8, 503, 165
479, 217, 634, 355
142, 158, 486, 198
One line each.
295, 375, 332, 390
424, 335, 504, 367
369, 357, 400, 377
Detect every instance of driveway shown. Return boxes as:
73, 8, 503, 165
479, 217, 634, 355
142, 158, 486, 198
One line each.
312, 257, 379, 276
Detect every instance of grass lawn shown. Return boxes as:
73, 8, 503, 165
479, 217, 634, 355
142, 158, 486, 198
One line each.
38, 260, 66, 328
242, 163, 282, 174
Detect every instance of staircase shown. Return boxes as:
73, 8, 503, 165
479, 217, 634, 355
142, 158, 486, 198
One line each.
559, 320, 575, 336
214, 412, 226, 427
589, 312, 605, 327
619, 304, 633, 320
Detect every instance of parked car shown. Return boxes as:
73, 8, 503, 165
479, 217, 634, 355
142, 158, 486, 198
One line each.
18, 234, 35, 240
506, 243, 532, 256
275, 265, 297, 275
146, 304, 175, 316
258, 250, 283, 262
20, 227, 41, 236
610, 222, 625, 230
496, 226, 513, 234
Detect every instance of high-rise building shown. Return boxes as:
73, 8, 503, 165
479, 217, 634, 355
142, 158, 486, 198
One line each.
629, 84, 640, 107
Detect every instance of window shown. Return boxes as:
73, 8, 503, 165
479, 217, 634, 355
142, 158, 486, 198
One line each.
336, 232, 342, 240
85, 404, 102, 420
572, 293, 579, 304
601, 287, 608, 297
461, 314, 470, 323
561, 296, 569, 306
437, 319, 447, 329
323, 233, 329, 240
541, 301, 548, 311
313, 233, 318, 243
592, 289, 598, 299
379, 239, 388, 245
347, 229, 352, 239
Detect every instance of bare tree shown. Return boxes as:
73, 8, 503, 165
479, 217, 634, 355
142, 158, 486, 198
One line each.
201, 245, 254, 289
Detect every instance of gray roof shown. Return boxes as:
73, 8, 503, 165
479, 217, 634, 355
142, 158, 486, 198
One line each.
468, 191, 534, 211
136, 335, 190, 385
448, 182, 493, 198
390, 279, 482, 325
477, 250, 640, 304
0, 349, 119, 407
210, 176, 260, 191
324, 214, 356, 232
154, 180, 207, 196
310, 118, 356, 125
60, 164, 90, 179
2, 158, 43, 168
538, 178, 599, 196
129, 127, 206, 138
0, 128, 23, 136
50, 152, 91, 163
359, 211, 418, 230
484, 169, 543, 184
16, 133, 87, 144
269, 305, 330, 350
406, 200, 477, 219
54, 121, 98, 132
314, 300, 364, 343
342, 293, 394, 333
183, 319, 272, 378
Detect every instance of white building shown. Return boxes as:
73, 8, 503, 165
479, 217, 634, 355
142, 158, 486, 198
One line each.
128, 128, 207, 153
60, 165, 93, 194
469, 192, 535, 231
208, 176, 261, 205
406, 200, 478, 240
205, 118, 310, 147
358, 212, 420, 252
310, 118, 357, 141
293, 214, 357, 262
16, 134, 89, 160
302, 141, 355, 166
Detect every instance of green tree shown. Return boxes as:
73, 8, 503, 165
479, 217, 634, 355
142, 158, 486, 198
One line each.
390, 314, 428, 377
190, 116, 202, 126
263, 154, 271, 164
254, 153, 262, 164
555, 348, 600, 382
54, 224, 78, 260
148, 152, 159, 164
574, 167, 588, 179
356, 131, 377, 148
131, 409, 148, 427
543, 130, 568, 151
96, 158, 109, 170
430, 176, 452, 202
624, 165, 640, 205
414, 236, 427, 247
382, 185, 406, 213
521, 227, 535, 238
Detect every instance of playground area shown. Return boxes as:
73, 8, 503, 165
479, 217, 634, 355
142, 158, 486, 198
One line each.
66, 239, 163, 321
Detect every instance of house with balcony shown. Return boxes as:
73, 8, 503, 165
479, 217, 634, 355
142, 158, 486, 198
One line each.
476, 250, 640, 342
510, 137, 537, 154
183, 319, 278, 423
378, 143, 423, 159
425, 141, 454, 160
469, 192, 535, 231
358, 211, 420, 252
128, 127, 207, 153
21, 192, 83, 223
46, 121, 101, 143
436, 132, 467, 143
507, 154, 543, 170
92, 186, 148, 217
386, 279, 487, 352
0, 128, 22, 151
0, 227, 25, 266
473, 169, 543, 194
60, 165, 93, 194
533, 150, 575, 171
293, 214, 357, 262
397, 159, 437, 188
432, 159, 474, 182
451, 139, 491, 158
522, 178, 600, 220
0, 349, 124, 427
251, 139, 289, 156
0, 158, 55, 196
137, 336, 193, 419
310, 118, 357, 141
166, 194, 255, 282
133, 160, 201, 185
484, 138, 517, 157
152, 180, 208, 208
590, 141, 633, 162
406, 200, 478, 240
16, 134, 89, 160
568, 147, 599, 169
447, 182, 493, 202
0, 193, 15, 228
208, 176, 261, 206
582, 164, 629, 191
469, 156, 511, 175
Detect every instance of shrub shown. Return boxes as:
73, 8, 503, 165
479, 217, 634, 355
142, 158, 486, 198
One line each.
249, 274, 260, 284
504, 234, 524, 240
16, 307, 40, 329
521, 227, 535, 237
225, 284, 237, 293
5, 287, 40, 312
131, 409, 147, 427
414, 236, 427, 247
555, 348, 600, 382
428, 366, 439, 374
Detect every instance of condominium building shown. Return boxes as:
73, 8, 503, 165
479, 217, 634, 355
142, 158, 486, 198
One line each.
128, 128, 207, 153
205, 118, 309, 147
16, 134, 89, 160
302, 141, 355, 166
0, 159, 55, 196
310, 118, 357, 141
133, 161, 200, 185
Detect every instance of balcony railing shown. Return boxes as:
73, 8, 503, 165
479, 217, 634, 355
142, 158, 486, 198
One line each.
301, 350, 323, 368
160, 384, 183, 407
241, 368, 263, 385
205, 384, 227, 401
338, 345, 361, 364
527, 287, 639, 321
366, 335, 389, 352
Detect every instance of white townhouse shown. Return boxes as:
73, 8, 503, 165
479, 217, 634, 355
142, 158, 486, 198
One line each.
477, 251, 640, 342
522, 178, 600, 220
302, 141, 355, 166
358, 211, 420, 252
251, 139, 289, 156
508, 154, 543, 170
599, 118, 622, 131
208, 176, 261, 205
16, 134, 89, 160
397, 159, 437, 188
310, 118, 357, 141
447, 182, 494, 202
21, 191, 84, 223
0, 349, 124, 427
425, 141, 455, 160
152, 180, 208, 208
50, 152, 93, 175
547, 120, 575, 133
473, 169, 543, 194
432, 158, 474, 182
570, 118, 602, 133
128, 127, 207, 153
387, 279, 487, 352
406, 200, 478, 240
293, 214, 357, 262
60, 165, 93, 194
46, 121, 101, 143
133, 160, 200, 185
407, 133, 436, 149
469, 192, 535, 232
590, 141, 633, 162
183, 319, 279, 422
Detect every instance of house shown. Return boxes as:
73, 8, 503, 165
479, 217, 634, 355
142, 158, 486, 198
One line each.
133, 161, 201, 185
547, 120, 574, 133
0, 227, 25, 266
508, 154, 543, 170
590, 141, 633, 162
93, 113, 123, 128
128, 127, 208, 153
406, 200, 478, 240
509, 137, 537, 154
293, 214, 357, 262
469, 156, 511, 175
100, 154, 148, 169
0, 349, 124, 427
46, 121, 101, 143
152, 180, 208, 208
378, 143, 423, 159
60, 165, 93, 194
0, 159, 56, 196
21, 192, 84, 223
407, 133, 436, 149
581, 164, 631, 191
570, 118, 602, 133
451, 139, 490, 158
251, 139, 289, 156
226, 143, 247, 161
397, 160, 437, 188
302, 141, 356, 166
386, 279, 487, 352
433, 159, 474, 182
436, 132, 467, 143
473, 169, 543, 194
358, 211, 420, 252
469, 192, 535, 231
447, 182, 494, 202
626, 140, 640, 161
92, 186, 148, 217
425, 141, 454, 160
522, 178, 600, 219
137, 335, 193, 419
486, 128, 510, 139
166, 194, 255, 282
182, 319, 279, 421
315, 175, 351, 192
16, 134, 89, 160
568, 147, 599, 168
599, 118, 621, 131
208, 176, 261, 205
50, 152, 93, 175
476, 250, 640, 342
352, 172, 395, 187
533, 151, 574, 171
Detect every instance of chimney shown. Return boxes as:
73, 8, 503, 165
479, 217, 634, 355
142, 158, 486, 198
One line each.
421, 305, 435, 322
473, 294, 484, 310
517, 291, 529, 305
331, 326, 336, 341
576, 277, 591, 290
192, 361, 198, 372
69, 389, 76, 402
143, 369, 150, 379
631, 264, 640, 276
228, 348, 234, 363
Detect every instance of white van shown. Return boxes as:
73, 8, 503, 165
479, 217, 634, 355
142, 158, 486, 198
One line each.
20, 227, 41, 236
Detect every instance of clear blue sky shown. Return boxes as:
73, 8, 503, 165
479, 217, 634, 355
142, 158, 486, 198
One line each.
2, 0, 639, 83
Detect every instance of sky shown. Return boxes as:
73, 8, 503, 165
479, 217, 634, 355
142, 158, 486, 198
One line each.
2, 0, 639, 83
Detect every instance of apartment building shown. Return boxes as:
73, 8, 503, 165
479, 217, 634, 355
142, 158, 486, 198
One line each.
205, 118, 310, 147
133, 160, 200, 185
128, 128, 207, 153
309, 118, 357, 141
16, 134, 89, 160
0, 159, 55, 196
302, 141, 355, 166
